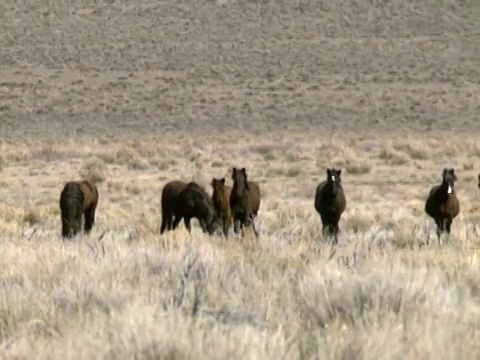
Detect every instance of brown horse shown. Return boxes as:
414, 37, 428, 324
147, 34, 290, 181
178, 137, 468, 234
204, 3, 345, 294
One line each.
211, 177, 233, 238
314, 168, 347, 245
160, 180, 218, 235
425, 168, 460, 243
477, 173, 480, 191
59, 180, 99, 239
229, 167, 261, 238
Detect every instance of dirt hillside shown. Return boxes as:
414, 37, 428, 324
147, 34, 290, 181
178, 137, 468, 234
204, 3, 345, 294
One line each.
1, 0, 478, 139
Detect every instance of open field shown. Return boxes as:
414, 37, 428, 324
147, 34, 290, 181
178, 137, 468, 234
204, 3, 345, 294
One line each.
1, 0, 479, 138
1, 133, 480, 359
1, 0, 480, 359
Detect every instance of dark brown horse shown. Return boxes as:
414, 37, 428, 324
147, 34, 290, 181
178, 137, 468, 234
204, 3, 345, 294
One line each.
229, 167, 261, 238
314, 168, 347, 245
425, 168, 460, 243
160, 180, 218, 235
59, 180, 99, 239
211, 177, 233, 239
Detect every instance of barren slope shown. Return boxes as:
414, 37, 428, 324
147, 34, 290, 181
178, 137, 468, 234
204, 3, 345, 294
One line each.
1, 0, 479, 139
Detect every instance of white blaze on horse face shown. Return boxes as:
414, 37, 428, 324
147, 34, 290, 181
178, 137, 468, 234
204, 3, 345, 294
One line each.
447, 185, 452, 194
331, 175, 335, 182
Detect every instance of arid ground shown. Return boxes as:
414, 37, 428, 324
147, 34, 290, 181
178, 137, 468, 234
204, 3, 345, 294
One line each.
1, 0, 480, 359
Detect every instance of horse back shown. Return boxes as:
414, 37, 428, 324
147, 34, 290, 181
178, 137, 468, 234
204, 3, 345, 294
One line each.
180, 182, 216, 217
247, 181, 261, 214
78, 181, 99, 210
183, 182, 210, 203
60, 182, 83, 204
162, 180, 188, 210
214, 185, 232, 215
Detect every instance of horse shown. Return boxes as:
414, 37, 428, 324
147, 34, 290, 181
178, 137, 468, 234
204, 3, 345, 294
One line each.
59, 180, 99, 239
160, 180, 218, 235
211, 177, 233, 239
314, 168, 347, 245
425, 168, 460, 243
229, 167, 261, 238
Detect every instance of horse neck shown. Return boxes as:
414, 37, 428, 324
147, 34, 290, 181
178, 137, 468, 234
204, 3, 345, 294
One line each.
232, 182, 245, 199
212, 191, 224, 207
439, 181, 454, 197
325, 182, 340, 197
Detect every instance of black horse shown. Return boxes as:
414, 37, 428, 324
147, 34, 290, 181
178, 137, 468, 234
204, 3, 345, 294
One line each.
314, 168, 347, 245
160, 180, 218, 235
59, 180, 99, 239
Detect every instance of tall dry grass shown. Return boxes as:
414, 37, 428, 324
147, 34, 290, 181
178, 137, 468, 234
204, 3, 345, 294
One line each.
1, 133, 480, 359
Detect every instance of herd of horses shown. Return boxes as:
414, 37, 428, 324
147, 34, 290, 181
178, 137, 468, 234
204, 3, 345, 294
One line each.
58, 166, 479, 244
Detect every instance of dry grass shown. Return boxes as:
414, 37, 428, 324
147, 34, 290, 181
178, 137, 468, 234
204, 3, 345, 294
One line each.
1, 0, 480, 358
1, 133, 480, 359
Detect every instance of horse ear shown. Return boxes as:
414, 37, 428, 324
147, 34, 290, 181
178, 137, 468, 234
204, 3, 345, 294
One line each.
449, 168, 458, 181
241, 167, 246, 174
232, 167, 237, 177
242, 169, 250, 190
220, 178, 225, 185
210, 178, 215, 187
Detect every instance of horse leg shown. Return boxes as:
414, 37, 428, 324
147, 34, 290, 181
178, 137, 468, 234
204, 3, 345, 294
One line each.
234, 214, 244, 239
170, 215, 178, 230
240, 220, 245, 238
446, 219, 452, 234
62, 226, 74, 240
61, 217, 70, 240
320, 214, 332, 241
183, 217, 192, 233
233, 215, 240, 234
198, 217, 209, 234
328, 224, 335, 244
434, 218, 442, 243
171, 215, 182, 231
445, 218, 453, 244
321, 224, 328, 241
222, 217, 229, 239
160, 212, 170, 234
322, 222, 334, 243
440, 219, 448, 245
84, 206, 96, 234
332, 223, 340, 246
250, 215, 259, 239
